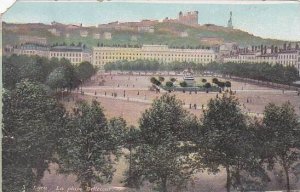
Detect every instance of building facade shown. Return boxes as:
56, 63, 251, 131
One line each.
49, 46, 91, 65
103, 32, 112, 40
178, 11, 199, 25
137, 26, 155, 33
92, 44, 216, 69
13, 43, 50, 58
223, 48, 300, 75
163, 11, 199, 26
19, 36, 48, 45
12, 44, 91, 65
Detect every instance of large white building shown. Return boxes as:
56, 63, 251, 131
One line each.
13, 43, 49, 58
92, 44, 216, 69
12, 44, 91, 65
223, 48, 300, 75
49, 46, 91, 65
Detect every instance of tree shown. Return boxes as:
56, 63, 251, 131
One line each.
150, 77, 161, 86
204, 82, 211, 89
132, 94, 195, 192
123, 126, 143, 189
158, 76, 165, 82
60, 58, 80, 91
76, 61, 96, 83
212, 78, 219, 84
198, 93, 263, 192
57, 100, 125, 192
2, 80, 66, 192
170, 77, 176, 82
165, 81, 173, 88
201, 78, 207, 83
262, 102, 300, 192
46, 67, 67, 91
180, 81, 188, 87
216, 81, 225, 90
225, 81, 231, 89
3, 56, 20, 89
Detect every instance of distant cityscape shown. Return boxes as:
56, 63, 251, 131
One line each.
3, 11, 300, 75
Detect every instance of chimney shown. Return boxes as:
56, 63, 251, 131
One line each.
284, 43, 287, 50
288, 42, 291, 50
271, 45, 274, 53
252, 46, 254, 52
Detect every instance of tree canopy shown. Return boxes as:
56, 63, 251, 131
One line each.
57, 100, 125, 192
2, 80, 66, 192
130, 94, 197, 192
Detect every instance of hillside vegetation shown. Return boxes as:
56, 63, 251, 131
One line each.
3, 22, 288, 48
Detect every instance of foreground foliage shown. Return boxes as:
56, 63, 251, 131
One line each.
57, 100, 125, 192
128, 94, 197, 192
2, 81, 66, 192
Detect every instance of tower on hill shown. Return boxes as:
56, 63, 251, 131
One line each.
227, 11, 233, 29
178, 11, 199, 25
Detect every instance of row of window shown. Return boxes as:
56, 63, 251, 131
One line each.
95, 52, 214, 58
278, 55, 298, 59
229, 60, 298, 66
226, 56, 299, 62
94, 58, 214, 66
95, 56, 213, 60
48, 56, 82, 63
50, 52, 82, 57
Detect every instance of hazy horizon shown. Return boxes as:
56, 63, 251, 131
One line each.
2, 1, 300, 41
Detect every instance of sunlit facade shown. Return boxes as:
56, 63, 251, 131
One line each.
92, 44, 216, 69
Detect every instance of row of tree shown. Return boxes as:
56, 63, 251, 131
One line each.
2, 54, 300, 192
104, 60, 208, 72
124, 94, 300, 192
3, 55, 97, 92
104, 60, 300, 85
206, 62, 299, 85
3, 81, 300, 192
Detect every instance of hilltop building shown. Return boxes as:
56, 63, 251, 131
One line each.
227, 11, 233, 29
4, 24, 19, 32
98, 20, 158, 32
163, 11, 199, 26
178, 11, 199, 25
179, 31, 189, 37
19, 35, 47, 45
93, 33, 101, 39
138, 26, 155, 33
48, 28, 61, 36
92, 44, 216, 69
80, 30, 89, 37
103, 32, 112, 40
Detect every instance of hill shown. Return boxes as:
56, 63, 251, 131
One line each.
2, 21, 290, 48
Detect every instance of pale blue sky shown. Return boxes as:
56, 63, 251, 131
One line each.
2, 1, 300, 41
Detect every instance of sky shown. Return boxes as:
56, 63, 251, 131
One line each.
2, 1, 300, 41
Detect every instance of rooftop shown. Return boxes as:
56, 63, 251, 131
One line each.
50, 46, 91, 52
